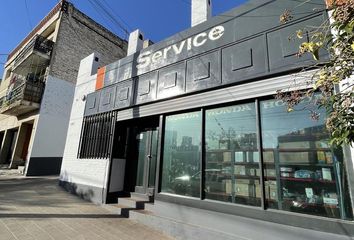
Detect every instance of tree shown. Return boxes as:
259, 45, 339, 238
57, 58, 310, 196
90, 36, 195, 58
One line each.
277, 0, 354, 146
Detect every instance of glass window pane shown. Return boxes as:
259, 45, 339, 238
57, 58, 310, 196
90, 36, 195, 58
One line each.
260, 97, 353, 219
149, 129, 159, 187
136, 130, 148, 187
161, 112, 201, 198
205, 103, 260, 206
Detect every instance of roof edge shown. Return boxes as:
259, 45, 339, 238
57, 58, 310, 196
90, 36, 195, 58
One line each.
7, 0, 66, 61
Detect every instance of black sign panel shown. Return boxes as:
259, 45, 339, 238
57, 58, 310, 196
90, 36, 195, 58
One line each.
267, 15, 327, 72
186, 50, 221, 92
115, 80, 134, 109
157, 62, 186, 100
222, 36, 266, 84
135, 72, 158, 105
85, 91, 100, 116
84, 0, 328, 117
98, 86, 116, 113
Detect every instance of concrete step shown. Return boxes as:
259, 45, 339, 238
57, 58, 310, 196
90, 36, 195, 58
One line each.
103, 204, 137, 218
0, 164, 10, 169
118, 197, 150, 209
129, 209, 243, 240
130, 192, 154, 202
143, 202, 155, 212
17, 166, 25, 174
9, 160, 25, 169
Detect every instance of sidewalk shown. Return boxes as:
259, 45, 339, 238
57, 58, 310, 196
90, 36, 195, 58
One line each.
0, 175, 174, 240
0, 165, 22, 178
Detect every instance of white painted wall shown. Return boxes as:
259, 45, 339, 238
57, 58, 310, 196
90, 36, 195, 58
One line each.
191, 0, 212, 27
60, 53, 110, 189
28, 75, 75, 158
127, 29, 144, 56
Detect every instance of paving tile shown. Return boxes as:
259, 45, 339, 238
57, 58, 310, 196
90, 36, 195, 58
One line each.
0, 176, 174, 240
0, 221, 17, 240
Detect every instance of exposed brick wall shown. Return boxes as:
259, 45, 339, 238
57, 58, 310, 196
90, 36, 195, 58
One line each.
49, 3, 127, 84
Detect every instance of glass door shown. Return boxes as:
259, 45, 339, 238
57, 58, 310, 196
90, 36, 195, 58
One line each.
135, 127, 158, 195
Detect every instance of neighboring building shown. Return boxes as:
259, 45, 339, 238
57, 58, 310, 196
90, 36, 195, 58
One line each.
0, 0, 127, 175
60, 0, 354, 239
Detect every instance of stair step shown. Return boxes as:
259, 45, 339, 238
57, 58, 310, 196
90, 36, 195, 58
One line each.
17, 166, 25, 174
103, 204, 136, 218
130, 192, 154, 202
118, 197, 150, 209
143, 202, 155, 212
129, 209, 242, 240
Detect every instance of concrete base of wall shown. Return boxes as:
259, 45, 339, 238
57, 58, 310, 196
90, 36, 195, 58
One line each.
26, 157, 62, 176
131, 200, 352, 240
59, 180, 105, 204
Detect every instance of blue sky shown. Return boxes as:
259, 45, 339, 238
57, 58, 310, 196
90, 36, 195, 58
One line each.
0, 0, 247, 77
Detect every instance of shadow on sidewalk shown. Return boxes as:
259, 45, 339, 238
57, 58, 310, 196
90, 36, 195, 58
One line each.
0, 213, 124, 219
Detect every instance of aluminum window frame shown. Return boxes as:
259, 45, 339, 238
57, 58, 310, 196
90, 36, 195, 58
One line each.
154, 95, 354, 235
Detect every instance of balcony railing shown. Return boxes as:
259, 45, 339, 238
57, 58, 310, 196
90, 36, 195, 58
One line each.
0, 75, 44, 116
13, 35, 54, 66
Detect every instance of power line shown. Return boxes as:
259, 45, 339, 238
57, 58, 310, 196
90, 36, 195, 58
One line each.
93, 0, 130, 35
101, 0, 132, 32
93, 0, 130, 36
87, 0, 127, 39
89, 0, 130, 38
64, 2, 124, 52
24, 0, 33, 30
85, 0, 122, 37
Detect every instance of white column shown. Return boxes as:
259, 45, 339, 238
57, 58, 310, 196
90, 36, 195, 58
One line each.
127, 29, 144, 56
191, 0, 212, 27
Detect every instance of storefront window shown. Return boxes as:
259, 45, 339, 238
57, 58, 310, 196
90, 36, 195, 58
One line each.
260, 97, 353, 219
161, 112, 201, 198
205, 103, 260, 206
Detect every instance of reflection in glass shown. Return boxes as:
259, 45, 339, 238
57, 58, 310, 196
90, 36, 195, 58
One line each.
136, 130, 148, 187
161, 112, 201, 198
149, 129, 158, 187
205, 103, 260, 206
260, 97, 353, 219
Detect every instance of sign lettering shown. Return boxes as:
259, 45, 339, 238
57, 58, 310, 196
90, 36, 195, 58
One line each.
137, 26, 225, 69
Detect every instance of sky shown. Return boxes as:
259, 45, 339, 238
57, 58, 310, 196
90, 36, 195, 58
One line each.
0, 0, 247, 77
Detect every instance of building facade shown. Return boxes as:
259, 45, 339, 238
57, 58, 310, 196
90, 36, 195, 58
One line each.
60, 0, 354, 238
0, 0, 127, 175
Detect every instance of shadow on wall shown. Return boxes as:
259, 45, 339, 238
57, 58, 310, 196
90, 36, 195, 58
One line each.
59, 170, 95, 202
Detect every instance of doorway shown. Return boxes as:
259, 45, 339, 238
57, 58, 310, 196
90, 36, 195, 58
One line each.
134, 127, 158, 195
0, 129, 19, 165
6, 129, 18, 164
0, 131, 4, 150
110, 116, 159, 198
10, 122, 34, 168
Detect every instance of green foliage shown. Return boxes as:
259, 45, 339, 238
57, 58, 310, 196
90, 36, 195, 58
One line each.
325, 91, 354, 146
278, 2, 354, 146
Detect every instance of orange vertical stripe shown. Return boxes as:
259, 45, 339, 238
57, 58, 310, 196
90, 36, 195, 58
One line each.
96, 66, 106, 90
